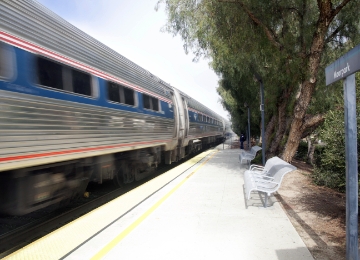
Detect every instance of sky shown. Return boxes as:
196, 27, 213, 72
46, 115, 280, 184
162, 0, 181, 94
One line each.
36, 0, 229, 119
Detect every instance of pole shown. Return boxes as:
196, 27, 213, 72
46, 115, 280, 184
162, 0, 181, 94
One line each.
247, 106, 251, 149
260, 81, 266, 165
344, 74, 358, 260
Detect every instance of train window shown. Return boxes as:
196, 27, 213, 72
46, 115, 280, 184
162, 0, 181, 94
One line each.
108, 82, 121, 103
72, 69, 92, 96
143, 94, 151, 109
36, 56, 93, 97
0, 44, 4, 78
124, 87, 135, 106
107, 81, 135, 106
0, 43, 14, 80
37, 57, 63, 90
152, 97, 159, 111
143, 94, 159, 111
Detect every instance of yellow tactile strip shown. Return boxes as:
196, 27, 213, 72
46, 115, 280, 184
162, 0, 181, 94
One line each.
3, 150, 214, 260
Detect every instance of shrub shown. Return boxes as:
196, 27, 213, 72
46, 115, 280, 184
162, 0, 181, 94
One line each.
312, 108, 347, 191
252, 153, 262, 165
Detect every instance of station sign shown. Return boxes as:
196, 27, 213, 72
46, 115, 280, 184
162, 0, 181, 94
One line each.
325, 43, 360, 86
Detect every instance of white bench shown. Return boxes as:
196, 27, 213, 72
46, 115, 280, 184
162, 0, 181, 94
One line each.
243, 157, 296, 208
239, 146, 262, 164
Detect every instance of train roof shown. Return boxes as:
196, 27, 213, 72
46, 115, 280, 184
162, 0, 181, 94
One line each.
0, 0, 225, 121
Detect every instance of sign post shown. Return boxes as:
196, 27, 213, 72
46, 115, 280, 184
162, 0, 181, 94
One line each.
325, 43, 360, 260
254, 72, 266, 165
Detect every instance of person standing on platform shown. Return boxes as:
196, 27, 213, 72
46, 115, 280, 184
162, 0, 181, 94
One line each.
240, 133, 246, 149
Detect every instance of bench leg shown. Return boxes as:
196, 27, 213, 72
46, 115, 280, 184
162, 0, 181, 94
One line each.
264, 193, 268, 208
242, 184, 248, 209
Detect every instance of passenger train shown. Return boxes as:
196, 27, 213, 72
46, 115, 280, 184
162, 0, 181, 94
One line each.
0, 0, 226, 215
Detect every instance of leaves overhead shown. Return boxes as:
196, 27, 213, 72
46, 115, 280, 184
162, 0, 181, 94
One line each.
158, 0, 360, 159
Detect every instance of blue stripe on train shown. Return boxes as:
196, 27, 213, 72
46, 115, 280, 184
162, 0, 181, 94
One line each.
0, 46, 174, 119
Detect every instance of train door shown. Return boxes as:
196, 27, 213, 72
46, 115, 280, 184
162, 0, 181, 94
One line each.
182, 97, 189, 138
171, 91, 179, 139
172, 89, 186, 145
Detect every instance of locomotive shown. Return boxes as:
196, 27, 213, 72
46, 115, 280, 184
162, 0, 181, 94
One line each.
0, 0, 226, 215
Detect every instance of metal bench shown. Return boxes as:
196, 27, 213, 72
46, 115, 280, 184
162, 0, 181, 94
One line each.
243, 157, 297, 208
239, 146, 262, 164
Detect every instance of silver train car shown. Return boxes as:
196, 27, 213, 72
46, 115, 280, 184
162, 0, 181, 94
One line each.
0, 0, 225, 215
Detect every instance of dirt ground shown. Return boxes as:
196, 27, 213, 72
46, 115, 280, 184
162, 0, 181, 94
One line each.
276, 159, 355, 260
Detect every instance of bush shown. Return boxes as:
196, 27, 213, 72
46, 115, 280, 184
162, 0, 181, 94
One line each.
311, 101, 359, 192
252, 153, 263, 165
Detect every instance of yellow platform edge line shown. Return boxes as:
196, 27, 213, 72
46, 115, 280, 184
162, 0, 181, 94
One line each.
91, 150, 218, 260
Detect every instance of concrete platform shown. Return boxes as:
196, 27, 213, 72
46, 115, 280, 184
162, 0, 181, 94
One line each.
5, 147, 313, 260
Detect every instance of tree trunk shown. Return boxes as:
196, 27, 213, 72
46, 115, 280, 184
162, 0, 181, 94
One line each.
269, 88, 292, 156
283, 80, 317, 162
282, 4, 334, 162
307, 136, 316, 165
306, 136, 312, 158
265, 114, 277, 151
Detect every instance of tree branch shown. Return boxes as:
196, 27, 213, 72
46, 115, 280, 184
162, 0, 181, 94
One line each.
218, 0, 283, 50
300, 114, 325, 139
325, 24, 346, 44
332, 0, 353, 18
301, 113, 325, 131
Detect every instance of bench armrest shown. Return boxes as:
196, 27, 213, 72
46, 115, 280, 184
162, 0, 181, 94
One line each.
249, 165, 264, 171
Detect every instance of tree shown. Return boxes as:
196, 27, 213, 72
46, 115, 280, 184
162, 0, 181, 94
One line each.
157, 0, 360, 161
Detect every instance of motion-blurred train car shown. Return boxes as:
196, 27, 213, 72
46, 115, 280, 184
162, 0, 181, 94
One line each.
0, 0, 226, 215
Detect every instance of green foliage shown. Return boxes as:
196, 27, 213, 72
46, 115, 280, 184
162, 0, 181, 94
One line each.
157, 0, 360, 161
312, 107, 346, 191
252, 153, 262, 165
312, 75, 360, 192
294, 141, 308, 161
